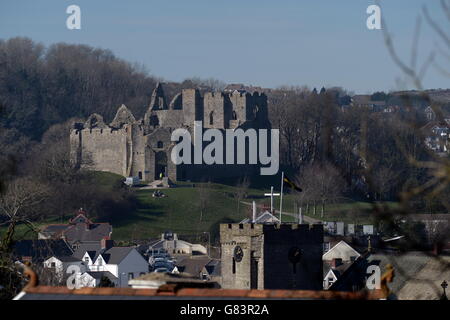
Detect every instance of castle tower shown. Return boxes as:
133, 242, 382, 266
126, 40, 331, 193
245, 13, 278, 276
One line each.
182, 88, 202, 126
203, 92, 230, 129
149, 82, 168, 111
220, 223, 323, 290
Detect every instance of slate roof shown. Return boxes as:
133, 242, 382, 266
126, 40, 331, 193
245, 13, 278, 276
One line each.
39, 224, 68, 237
240, 211, 280, 224
39, 213, 112, 243
323, 260, 354, 279
73, 245, 134, 265
85, 271, 118, 281
13, 240, 73, 262
205, 259, 221, 277
367, 250, 432, 294
56, 256, 81, 263
72, 243, 102, 260
176, 256, 212, 277
62, 222, 112, 243
101, 247, 134, 264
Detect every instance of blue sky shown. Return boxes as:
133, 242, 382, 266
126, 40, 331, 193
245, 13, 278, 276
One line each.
0, 0, 448, 93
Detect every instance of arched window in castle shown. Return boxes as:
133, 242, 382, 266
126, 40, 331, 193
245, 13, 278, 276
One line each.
232, 111, 237, 120
209, 111, 214, 125
157, 141, 163, 149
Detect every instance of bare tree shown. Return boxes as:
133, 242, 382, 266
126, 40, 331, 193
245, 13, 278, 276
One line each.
0, 177, 49, 251
197, 181, 212, 224
233, 176, 250, 217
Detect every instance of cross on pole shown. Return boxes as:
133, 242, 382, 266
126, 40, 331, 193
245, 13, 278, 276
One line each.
264, 186, 280, 213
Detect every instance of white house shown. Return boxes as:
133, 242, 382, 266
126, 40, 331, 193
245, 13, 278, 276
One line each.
322, 241, 361, 290
77, 271, 118, 288
43, 256, 84, 281
70, 240, 149, 287
77, 246, 149, 287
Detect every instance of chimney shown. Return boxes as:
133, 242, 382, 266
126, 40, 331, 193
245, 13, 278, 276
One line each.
252, 201, 256, 223
101, 238, 114, 250
331, 258, 342, 268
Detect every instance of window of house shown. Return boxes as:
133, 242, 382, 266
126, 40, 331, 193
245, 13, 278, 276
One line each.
209, 111, 214, 125
128, 273, 134, 280
98, 257, 102, 266
157, 141, 163, 148
84, 257, 89, 264
51, 262, 56, 268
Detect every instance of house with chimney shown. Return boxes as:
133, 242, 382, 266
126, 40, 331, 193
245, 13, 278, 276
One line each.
38, 209, 113, 248
322, 240, 369, 291
70, 239, 149, 287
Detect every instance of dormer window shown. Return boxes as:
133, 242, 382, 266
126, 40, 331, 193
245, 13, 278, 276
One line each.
84, 256, 89, 264
98, 257, 103, 266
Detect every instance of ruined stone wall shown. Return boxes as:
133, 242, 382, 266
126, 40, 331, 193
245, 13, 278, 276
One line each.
182, 89, 202, 126
229, 91, 250, 126
203, 92, 227, 129
130, 124, 146, 179
77, 127, 129, 176
70, 84, 271, 183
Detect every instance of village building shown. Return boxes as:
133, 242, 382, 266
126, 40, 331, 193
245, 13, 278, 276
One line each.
322, 240, 367, 291
38, 209, 112, 247
220, 223, 323, 290
70, 239, 149, 287
146, 231, 207, 256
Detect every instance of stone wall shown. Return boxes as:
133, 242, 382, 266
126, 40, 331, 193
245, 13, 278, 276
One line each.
70, 83, 271, 183
76, 127, 129, 176
220, 223, 323, 290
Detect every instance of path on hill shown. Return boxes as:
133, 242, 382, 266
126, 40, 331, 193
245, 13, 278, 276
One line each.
241, 201, 322, 224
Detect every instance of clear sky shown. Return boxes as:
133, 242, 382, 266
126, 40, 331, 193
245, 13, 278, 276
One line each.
0, 0, 449, 93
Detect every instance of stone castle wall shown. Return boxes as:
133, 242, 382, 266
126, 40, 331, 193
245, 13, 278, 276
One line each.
72, 127, 129, 176
70, 83, 271, 182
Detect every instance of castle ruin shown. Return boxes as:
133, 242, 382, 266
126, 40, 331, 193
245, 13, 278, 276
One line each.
70, 83, 271, 182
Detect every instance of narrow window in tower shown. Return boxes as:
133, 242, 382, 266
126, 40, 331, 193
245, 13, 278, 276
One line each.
209, 111, 214, 125
232, 257, 236, 274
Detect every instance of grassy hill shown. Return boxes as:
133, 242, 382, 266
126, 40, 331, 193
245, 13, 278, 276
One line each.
1, 172, 389, 243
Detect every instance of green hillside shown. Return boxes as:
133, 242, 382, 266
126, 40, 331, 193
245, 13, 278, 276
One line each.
1, 172, 387, 243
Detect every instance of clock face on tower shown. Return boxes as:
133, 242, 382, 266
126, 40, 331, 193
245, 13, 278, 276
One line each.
288, 246, 302, 264
233, 246, 243, 262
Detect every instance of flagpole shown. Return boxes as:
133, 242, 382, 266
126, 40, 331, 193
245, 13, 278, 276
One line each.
279, 171, 284, 223
270, 186, 274, 213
